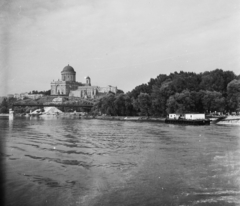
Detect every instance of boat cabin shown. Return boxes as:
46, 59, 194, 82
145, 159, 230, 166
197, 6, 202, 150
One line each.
184, 114, 205, 120
168, 114, 180, 119
168, 113, 206, 120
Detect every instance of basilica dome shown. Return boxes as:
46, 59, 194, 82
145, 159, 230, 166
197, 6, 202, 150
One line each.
61, 64, 76, 82
61, 64, 75, 73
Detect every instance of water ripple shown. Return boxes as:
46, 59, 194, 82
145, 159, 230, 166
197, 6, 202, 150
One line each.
3, 118, 240, 206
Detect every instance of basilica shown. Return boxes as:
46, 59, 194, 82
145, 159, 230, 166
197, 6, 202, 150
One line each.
51, 65, 117, 98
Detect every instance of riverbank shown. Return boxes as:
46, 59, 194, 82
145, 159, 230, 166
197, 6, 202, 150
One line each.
8, 113, 165, 122
216, 115, 240, 125
5, 112, 240, 125
0, 113, 9, 116
94, 116, 166, 122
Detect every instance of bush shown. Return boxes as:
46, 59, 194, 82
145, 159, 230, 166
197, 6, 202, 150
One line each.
0, 106, 8, 113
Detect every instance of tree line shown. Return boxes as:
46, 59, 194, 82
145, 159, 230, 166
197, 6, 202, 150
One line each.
91, 69, 240, 116
28, 90, 51, 95
0, 97, 17, 113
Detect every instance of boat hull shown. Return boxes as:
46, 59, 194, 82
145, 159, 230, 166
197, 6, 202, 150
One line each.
165, 118, 210, 125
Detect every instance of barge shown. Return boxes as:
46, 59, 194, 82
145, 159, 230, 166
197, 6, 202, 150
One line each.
165, 113, 210, 125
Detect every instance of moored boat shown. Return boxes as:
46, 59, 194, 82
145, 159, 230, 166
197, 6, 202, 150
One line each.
165, 113, 210, 125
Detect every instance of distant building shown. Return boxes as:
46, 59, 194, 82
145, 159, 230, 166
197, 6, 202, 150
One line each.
20, 92, 29, 99
26, 94, 44, 100
14, 93, 43, 100
51, 65, 117, 98
14, 93, 21, 99
7, 94, 14, 98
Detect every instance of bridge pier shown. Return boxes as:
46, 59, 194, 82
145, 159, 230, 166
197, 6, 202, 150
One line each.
9, 109, 14, 119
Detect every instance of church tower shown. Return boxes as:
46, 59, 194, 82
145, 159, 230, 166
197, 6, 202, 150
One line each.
86, 76, 91, 86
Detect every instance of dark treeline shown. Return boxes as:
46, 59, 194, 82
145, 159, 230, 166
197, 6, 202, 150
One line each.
29, 90, 51, 95
92, 69, 240, 116
0, 97, 17, 113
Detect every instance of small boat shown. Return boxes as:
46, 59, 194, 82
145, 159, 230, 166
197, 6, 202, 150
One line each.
165, 113, 210, 125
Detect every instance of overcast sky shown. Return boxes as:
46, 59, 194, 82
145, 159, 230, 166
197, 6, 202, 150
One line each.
0, 0, 239, 96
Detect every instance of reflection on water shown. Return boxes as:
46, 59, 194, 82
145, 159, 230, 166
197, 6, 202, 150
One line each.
1, 116, 240, 206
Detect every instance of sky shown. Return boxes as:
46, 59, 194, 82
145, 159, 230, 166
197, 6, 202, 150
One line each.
0, 0, 240, 96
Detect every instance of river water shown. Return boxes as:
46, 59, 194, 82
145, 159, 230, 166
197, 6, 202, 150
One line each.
1, 116, 240, 206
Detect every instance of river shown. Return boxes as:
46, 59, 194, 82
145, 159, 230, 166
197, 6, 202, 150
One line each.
1, 116, 240, 206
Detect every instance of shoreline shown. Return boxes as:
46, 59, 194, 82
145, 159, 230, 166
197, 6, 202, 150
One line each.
8, 113, 166, 123
3, 113, 240, 125
94, 116, 166, 122
0, 113, 9, 116
216, 115, 240, 125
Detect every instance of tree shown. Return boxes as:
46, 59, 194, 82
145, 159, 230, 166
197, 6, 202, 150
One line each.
190, 91, 205, 113
29, 90, 50, 95
14, 106, 25, 113
94, 93, 117, 116
222, 71, 236, 94
114, 93, 126, 116
171, 76, 186, 93
0, 97, 18, 113
199, 69, 236, 93
116, 89, 124, 94
136, 93, 152, 116
201, 91, 225, 113
128, 83, 151, 99
0, 98, 9, 113
44, 90, 51, 95
227, 79, 240, 112
151, 80, 174, 116
166, 90, 195, 114
124, 95, 135, 116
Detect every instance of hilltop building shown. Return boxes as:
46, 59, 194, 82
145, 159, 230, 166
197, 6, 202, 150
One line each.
12, 93, 43, 100
51, 65, 117, 98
